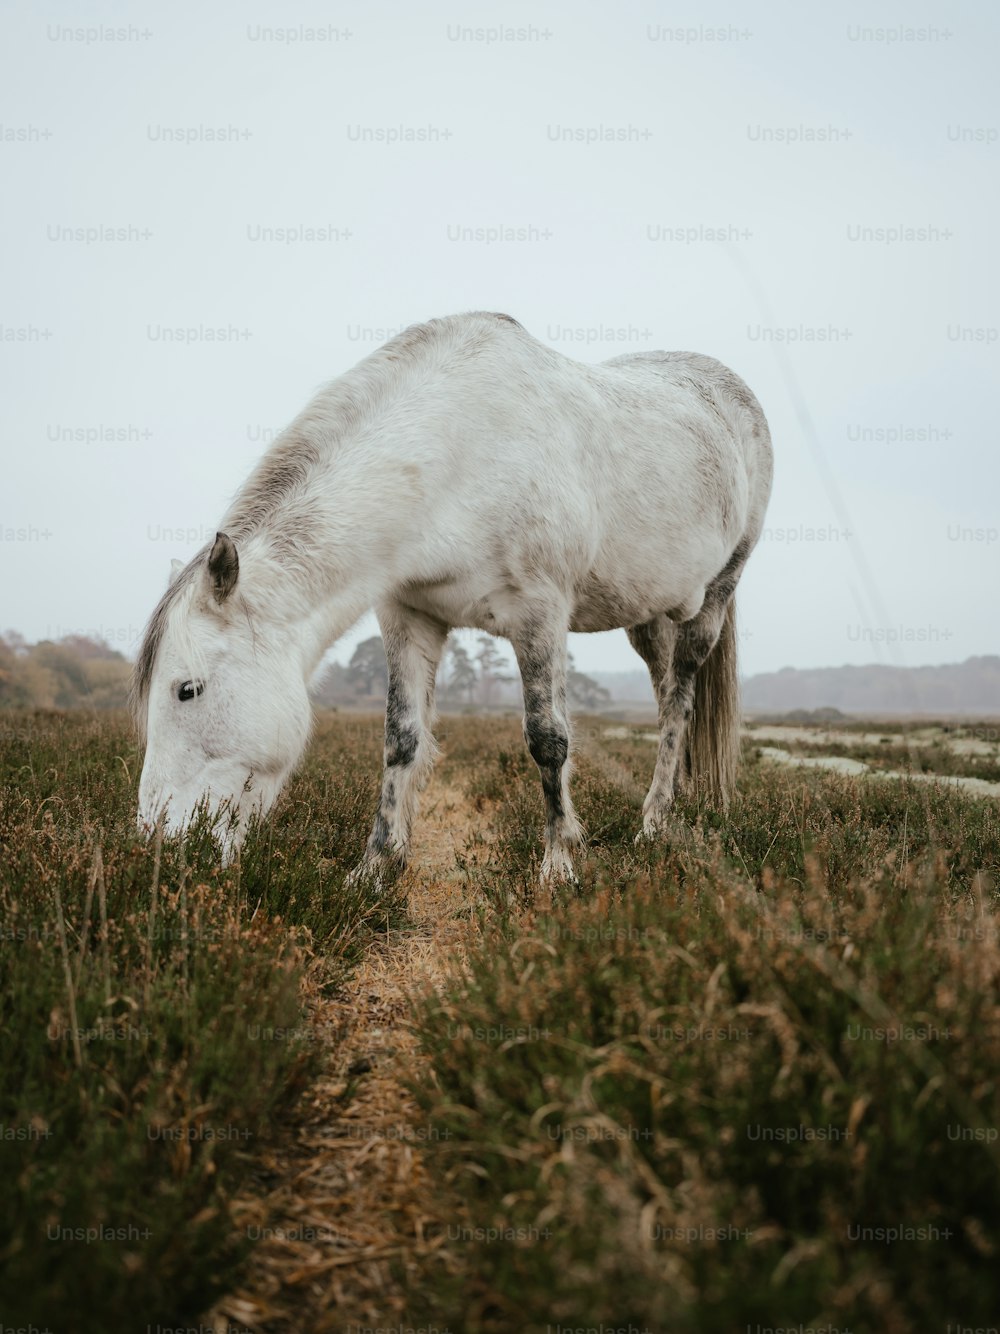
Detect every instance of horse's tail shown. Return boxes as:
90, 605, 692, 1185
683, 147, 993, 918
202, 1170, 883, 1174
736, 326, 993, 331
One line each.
686, 597, 741, 807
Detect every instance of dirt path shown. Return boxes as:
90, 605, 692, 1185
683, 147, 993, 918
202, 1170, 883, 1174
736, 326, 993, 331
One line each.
211, 773, 483, 1334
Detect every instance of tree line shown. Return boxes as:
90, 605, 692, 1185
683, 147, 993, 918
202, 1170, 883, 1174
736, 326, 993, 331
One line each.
316, 634, 611, 711
1, 631, 612, 713
0, 632, 132, 710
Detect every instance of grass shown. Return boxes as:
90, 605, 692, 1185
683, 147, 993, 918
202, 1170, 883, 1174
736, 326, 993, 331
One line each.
2, 708, 999, 1334
0, 710, 401, 1333
403, 720, 1000, 1334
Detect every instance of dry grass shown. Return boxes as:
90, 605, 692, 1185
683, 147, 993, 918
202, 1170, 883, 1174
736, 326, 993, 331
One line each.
210, 780, 488, 1332
403, 720, 1000, 1334
5, 709, 999, 1334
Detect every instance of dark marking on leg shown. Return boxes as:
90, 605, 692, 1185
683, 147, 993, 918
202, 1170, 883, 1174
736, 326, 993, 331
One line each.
525, 714, 569, 773
385, 724, 419, 770
513, 616, 583, 880
384, 676, 419, 767
369, 812, 391, 855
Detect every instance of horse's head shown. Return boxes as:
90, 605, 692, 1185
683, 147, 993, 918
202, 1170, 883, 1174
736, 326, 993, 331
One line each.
134, 532, 312, 859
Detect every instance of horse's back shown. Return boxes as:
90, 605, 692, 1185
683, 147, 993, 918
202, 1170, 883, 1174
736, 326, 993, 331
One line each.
594, 346, 773, 531
425, 319, 773, 569
600, 348, 770, 450
372, 317, 773, 635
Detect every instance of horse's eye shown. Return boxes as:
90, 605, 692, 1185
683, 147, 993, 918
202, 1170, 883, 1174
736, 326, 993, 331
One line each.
177, 679, 205, 702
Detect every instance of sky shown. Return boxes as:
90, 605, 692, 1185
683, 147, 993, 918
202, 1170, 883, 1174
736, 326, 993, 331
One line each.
2, 0, 998, 680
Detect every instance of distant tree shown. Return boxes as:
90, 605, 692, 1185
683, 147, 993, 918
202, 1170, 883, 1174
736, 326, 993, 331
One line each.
80, 657, 133, 709
346, 636, 388, 696
32, 642, 91, 706
59, 635, 124, 661
310, 660, 353, 709
442, 638, 478, 705
0, 636, 32, 706
475, 635, 515, 707
0, 634, 130, 709
1, 630, 29, 656
567, 655, 612, 711
0, 657, 58, 708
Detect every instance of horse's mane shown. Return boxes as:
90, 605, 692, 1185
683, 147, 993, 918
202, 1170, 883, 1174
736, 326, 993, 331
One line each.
130, 312, 521, 731
223, 313, 516, 539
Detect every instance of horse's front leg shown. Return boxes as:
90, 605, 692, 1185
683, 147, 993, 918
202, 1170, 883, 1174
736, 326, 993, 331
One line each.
512, 613, 584, 883
350, 604, 448, 887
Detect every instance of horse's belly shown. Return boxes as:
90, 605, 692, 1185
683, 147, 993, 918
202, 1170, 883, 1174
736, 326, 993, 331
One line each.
396, 574, 529, 636
570, 569, 706, 632
396, 578, 478, 626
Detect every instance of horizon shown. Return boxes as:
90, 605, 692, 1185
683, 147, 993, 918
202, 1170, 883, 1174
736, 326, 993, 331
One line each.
2, 624, 996, 682
4, 627, 998, 721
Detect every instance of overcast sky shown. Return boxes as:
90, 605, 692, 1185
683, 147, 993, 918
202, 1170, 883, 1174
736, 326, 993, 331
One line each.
3, 0, 997, 679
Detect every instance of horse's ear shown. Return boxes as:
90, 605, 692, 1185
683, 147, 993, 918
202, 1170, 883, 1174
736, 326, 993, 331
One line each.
168, 558, 184, 586
207, 532, 239, 604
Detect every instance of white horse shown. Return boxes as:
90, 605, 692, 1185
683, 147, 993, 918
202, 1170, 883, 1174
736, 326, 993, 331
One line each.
133, 312, 772, 880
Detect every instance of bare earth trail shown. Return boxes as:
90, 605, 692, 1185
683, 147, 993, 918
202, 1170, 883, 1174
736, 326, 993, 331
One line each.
211, 771, 486, 1334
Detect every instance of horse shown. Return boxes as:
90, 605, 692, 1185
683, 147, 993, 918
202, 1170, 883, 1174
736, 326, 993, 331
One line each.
133, 312, 773, 881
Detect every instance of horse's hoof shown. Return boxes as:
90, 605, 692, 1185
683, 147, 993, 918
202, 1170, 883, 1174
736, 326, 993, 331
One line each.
345, 861, 378, 892
345, 854, 402, 894
540, 848, 579, 885
637, 813, 697, 850
637, 818, 666, 842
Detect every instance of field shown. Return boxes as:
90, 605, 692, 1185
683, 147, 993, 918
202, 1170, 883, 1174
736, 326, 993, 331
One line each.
1, 709, 999, 1334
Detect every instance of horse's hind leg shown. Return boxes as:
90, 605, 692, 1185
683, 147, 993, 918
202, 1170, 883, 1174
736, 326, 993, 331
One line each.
354, 602, 448, 882
630, 541, 748, 836
629, 592, 732, 835
511, 614, 584, 882
627, 615, 683, 835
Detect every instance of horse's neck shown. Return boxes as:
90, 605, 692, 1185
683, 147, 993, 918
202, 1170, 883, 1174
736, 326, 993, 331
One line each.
232, 460, 401, 681
237, 541, 377, 685
229, 347, 444, 672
